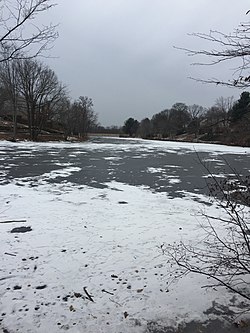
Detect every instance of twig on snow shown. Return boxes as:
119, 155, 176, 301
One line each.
101, 289, 114, 296
4, 252, 17, 257
0, 220, 27, 224
83, 287, 94, 302
109, 298, 122, 307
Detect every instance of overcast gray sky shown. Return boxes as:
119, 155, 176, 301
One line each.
44, 1, 250, 126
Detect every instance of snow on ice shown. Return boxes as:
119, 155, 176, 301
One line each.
0, 138, 250, 332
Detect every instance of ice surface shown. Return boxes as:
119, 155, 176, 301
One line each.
0, 138, 249, 332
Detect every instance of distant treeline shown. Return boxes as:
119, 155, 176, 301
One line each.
118, 93, 250, 146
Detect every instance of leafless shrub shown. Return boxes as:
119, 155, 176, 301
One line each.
162, 157, 250, 302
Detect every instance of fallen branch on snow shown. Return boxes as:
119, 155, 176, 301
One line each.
4, 252, 17, 257
83, 287, 94, 302
0, 220, 27, 224
102, 289, 114, 296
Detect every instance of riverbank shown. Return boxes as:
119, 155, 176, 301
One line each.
1, 117, 250, 147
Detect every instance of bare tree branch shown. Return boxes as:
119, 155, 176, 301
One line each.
0, 0, 58, 62
177, 18, 250, 88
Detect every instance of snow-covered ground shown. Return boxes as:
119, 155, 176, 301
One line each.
0, 138, 250, 333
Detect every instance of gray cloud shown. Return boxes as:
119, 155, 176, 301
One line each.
45, 0, 250, 126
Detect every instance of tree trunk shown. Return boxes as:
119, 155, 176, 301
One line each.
12, 103, 17, 140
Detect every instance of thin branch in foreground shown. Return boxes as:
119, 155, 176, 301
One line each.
164, 156, 250, 304
0, 219, 27, 224
176, 21, 250, 87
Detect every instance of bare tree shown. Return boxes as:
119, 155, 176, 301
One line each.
206, 106, 228, 126
187, 104, 205, 120
178, 14, 250, 88
139, 117, 151, 139
0, 0, 58, 62
64, 96, 98, 139
16, 58, 66, 140
52, 95, 71, 139
123, 117, 139, 137
186, 104, 205, 137
215, 96, 235, 114
0, 85, 8, 112
163, 159, 250, 302
169, 103, 191, 135
151, 110, 171, 138
151, 104, 191, 139
0, 59, 19, 138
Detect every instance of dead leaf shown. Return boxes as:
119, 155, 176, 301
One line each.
69, 305, 76, 312
124, 311, 129, 318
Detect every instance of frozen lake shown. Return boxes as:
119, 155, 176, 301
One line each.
0, 137, 250, 333
1, 136, 250, 196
